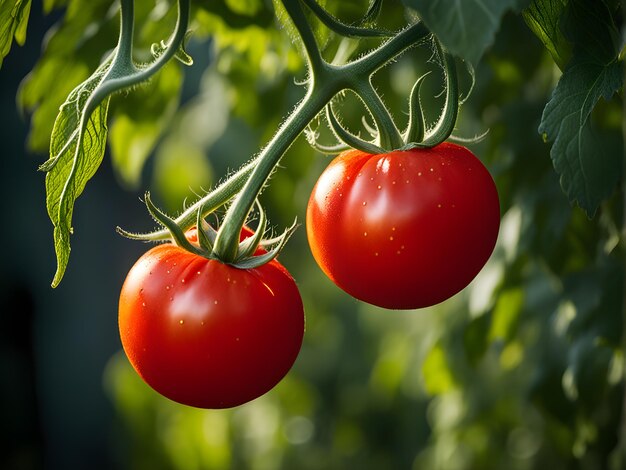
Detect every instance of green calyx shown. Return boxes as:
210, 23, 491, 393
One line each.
309, 36, 463, 156
118, 193, 296, 270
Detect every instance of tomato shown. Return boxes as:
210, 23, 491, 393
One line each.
306, 143, 500, 309
118, 229, 305, 408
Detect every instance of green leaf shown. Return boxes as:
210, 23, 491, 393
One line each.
539, 62, 622, 216
0, 0, 32, 68
402, 0, 530, 65
43, 58, 113, 287
560, 0, 620, 63
538, 0, 623, 217
522, 0, 571, 69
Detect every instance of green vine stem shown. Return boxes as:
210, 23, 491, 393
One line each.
103, 0, 190, 91
126, 0, 453, 266
210, 9, 432, 261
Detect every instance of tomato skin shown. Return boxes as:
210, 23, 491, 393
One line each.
306, 143, 500, 309
118, 239, 304, 409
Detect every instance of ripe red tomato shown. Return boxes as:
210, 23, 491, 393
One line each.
306, 143, 500, 309
118, 229, 305, 408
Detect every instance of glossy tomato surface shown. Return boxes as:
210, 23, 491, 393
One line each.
306, 143, 500, 309
118, 235, 304, 409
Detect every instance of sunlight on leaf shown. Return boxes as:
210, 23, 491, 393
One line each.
42, 57, 114, 287
523, 0, 571, 69
0, 0, 32, 68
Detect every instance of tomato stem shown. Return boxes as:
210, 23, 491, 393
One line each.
121, 2, 443, 265
211, 9, 432, 262
212, 84, 334, 262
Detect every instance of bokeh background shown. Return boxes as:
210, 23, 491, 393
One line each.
1, 1, 624, 469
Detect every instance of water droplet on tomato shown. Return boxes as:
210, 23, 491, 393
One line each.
181, 279, 185, 283
362, 201, 367, 206
197, 271, 201, 275
430, 168, 434, 172
374, 252, 379, 256
166, 286, 170, 290
389, 236, 394, 241
214, 300, 218, 305
142, 302, 146, 307
179, 320, 184, 325
418, 172, 422, 176
377, 185, 382, 190
438, 204, 442, 208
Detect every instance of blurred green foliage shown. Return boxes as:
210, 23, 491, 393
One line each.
4, 0, 625, 469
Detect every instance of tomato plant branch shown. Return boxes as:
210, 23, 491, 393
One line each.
123, 3, 457, 270
212, 84, 334, 262
210, 11, 434, 262
281, 0, 325, 76
114, 0, 136, 71
101, 0, 190, 93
